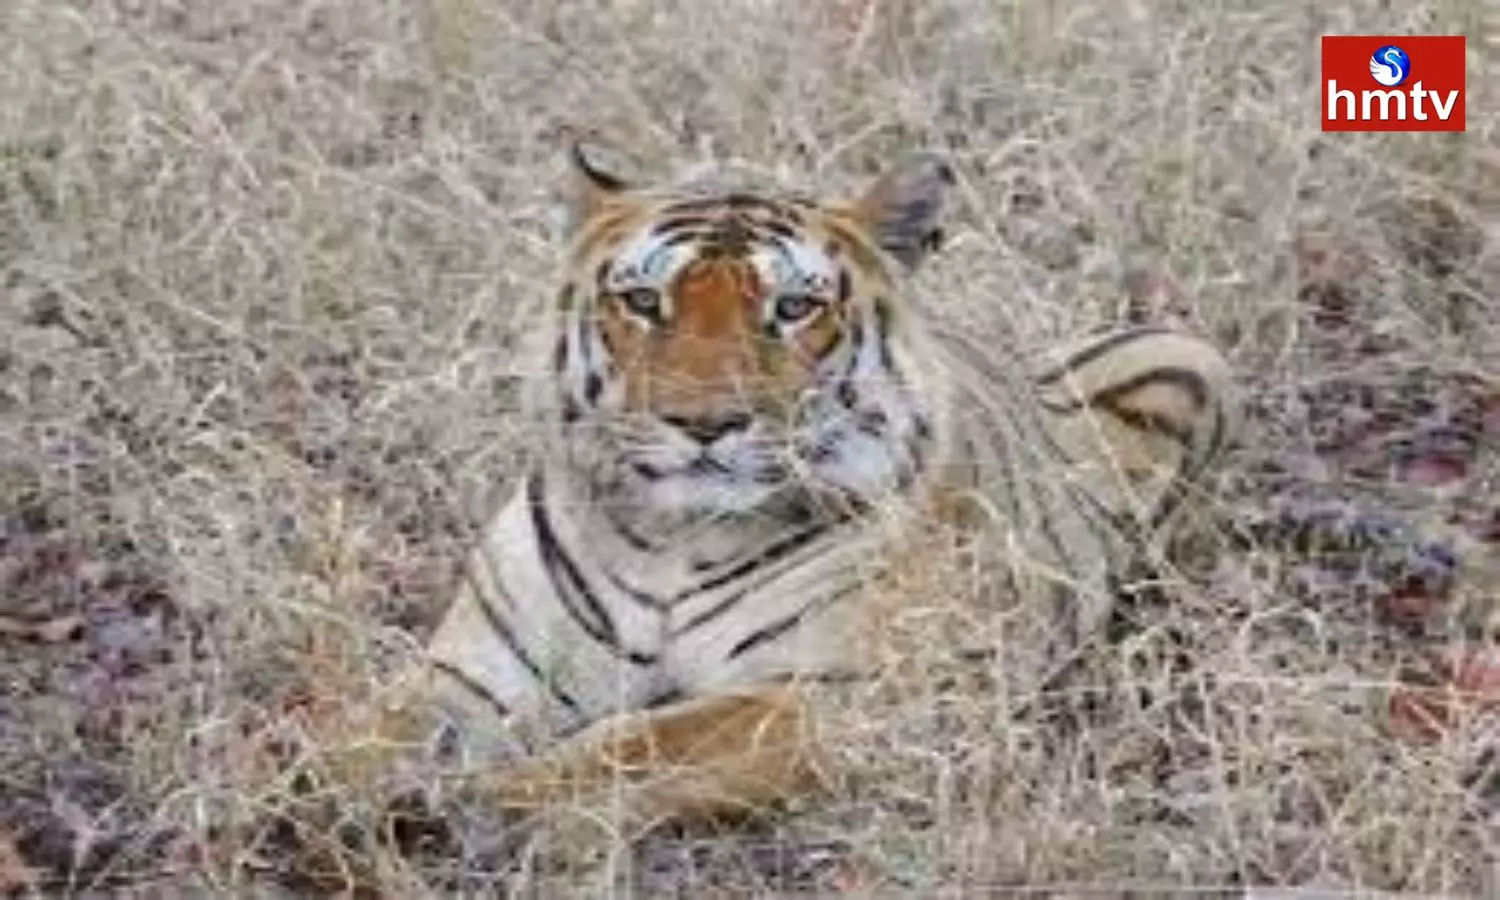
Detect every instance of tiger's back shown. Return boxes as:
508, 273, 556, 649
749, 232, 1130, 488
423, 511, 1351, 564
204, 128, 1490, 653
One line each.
932, 322, 1234, 684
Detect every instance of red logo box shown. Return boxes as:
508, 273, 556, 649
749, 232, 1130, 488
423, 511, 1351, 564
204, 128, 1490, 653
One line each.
1322, 35, 1466, 132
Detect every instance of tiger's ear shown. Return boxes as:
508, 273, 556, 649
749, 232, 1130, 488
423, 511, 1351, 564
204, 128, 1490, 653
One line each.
565, 140, 632, 235
851, 153, 955, 270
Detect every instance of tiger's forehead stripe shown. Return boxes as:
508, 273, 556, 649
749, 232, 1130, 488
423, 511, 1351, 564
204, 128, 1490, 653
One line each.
655, 193, 807, 222
603, 207, 840, 299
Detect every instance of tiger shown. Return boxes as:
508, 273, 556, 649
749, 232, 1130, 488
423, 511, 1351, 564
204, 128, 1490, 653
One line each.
308, 143, 1237, 861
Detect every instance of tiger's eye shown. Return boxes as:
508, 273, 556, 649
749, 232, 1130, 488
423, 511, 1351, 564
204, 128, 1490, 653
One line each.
773, 293, 821, 324
619, 288, 663, 320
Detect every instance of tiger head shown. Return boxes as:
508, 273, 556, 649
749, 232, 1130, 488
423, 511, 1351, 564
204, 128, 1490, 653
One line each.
542, 145, 955, 520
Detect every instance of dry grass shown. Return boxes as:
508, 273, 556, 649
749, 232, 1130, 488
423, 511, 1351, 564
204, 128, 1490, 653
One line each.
2, 0, 1498, 895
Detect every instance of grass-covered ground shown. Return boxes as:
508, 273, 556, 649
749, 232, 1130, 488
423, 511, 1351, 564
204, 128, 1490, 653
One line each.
1, 1, 1497, 894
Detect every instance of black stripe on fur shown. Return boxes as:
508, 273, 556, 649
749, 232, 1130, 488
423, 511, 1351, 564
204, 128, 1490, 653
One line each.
528, 472, 658, 666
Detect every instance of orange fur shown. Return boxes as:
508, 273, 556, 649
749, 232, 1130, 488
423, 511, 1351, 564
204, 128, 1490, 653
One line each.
595, 246, 843, 423
467, 685, 826, 825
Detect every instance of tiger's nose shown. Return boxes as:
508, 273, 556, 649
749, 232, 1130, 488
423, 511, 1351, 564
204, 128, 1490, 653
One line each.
664, 411, 752, 445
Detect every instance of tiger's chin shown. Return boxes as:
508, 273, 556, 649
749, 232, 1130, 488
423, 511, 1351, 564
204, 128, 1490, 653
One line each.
620, 442, 917, 521
629, 467, 789, 519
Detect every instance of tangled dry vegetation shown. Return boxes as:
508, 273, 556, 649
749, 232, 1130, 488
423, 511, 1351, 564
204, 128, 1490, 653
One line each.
2, 0, 1498, 895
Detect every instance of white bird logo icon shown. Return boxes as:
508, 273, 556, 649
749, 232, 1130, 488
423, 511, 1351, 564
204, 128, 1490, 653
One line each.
1369, 46, 1410, 87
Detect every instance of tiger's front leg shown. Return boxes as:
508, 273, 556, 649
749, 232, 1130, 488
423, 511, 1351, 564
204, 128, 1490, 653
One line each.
281, 672, 828, 881
456, 682, 828, 841
312, 678, 827, 875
